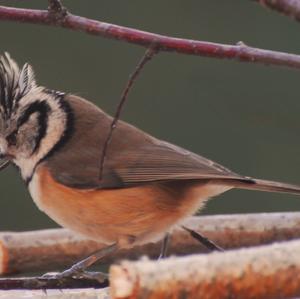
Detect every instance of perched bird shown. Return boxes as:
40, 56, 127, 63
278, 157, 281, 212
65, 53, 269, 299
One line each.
0, 53, 300, 278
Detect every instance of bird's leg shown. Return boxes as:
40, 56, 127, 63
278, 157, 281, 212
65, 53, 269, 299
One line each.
43, 243, 118, 282
158, 233, 170, 259
58, 244, 118, 280
181, 226, 224, 252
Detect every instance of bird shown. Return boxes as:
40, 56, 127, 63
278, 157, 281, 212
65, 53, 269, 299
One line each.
0, 52, 300, 279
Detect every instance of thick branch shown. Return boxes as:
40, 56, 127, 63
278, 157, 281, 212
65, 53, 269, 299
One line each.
1, 289, 110, 299
253, 0, 300, 21
0, 276, 107, 290
0, 6, 300, 69
1, 212, 300, 275
110, 239, 300, 299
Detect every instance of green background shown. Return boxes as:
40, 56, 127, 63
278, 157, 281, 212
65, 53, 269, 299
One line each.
1, 0, 300, 231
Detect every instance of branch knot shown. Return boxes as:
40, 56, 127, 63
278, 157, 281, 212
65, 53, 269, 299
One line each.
47, 0, 68, 23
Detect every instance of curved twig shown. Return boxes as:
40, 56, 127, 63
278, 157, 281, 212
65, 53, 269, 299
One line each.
99, 46, 158, 181
0, 6, 299, 69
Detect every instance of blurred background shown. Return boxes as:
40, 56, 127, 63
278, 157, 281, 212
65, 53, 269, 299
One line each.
1, 0, 300, 231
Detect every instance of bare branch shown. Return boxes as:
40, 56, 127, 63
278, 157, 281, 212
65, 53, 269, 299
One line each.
110, 239, 300, 299
1, 213, 300, 292
1, 213, 300, 275
0, 276, 106, 290
0, 288, 110, 298
0, 6, 299, 69
99, 46, 157, 181
253, 0, 300, 21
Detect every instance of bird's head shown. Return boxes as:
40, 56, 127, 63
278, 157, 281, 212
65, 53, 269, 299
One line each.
0, 53, 72, 183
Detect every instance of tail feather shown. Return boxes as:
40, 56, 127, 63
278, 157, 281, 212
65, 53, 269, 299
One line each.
233, 178, 300, 195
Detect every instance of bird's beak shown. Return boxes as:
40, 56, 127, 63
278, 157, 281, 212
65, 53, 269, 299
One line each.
0, 155, 10, 171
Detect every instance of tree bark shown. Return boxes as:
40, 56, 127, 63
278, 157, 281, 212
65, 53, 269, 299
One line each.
0, 287, 109, 298
1, 212, 300, 275
110, 239, 300, 299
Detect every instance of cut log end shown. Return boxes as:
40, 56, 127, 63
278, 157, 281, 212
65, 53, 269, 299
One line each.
110, 263, 138, 298
0, 241, 9, 274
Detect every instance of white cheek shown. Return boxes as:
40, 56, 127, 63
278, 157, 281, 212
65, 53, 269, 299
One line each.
13, 96, 66, 181
13, 156, 36, 180
0, 138, 7, 155
15, 149, 29, 159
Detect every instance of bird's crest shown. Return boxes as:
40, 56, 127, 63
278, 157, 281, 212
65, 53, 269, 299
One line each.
0, 53, 36, 119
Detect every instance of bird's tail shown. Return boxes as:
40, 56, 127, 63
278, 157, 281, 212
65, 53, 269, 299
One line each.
231, 177, 300, 195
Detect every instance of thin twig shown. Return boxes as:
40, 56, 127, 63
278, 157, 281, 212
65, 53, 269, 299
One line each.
0, 276, 107, 290
182, 225, 224, 252
99, 46, 158, 181
0, 6, 299, 69
253, 0, 300, 21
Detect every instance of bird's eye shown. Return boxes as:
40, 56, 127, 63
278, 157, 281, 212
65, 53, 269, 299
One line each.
6, 130, 17, 146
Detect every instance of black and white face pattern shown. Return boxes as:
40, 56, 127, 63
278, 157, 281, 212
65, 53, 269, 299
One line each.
0, 53, 73, 183
2, 96, 51, 160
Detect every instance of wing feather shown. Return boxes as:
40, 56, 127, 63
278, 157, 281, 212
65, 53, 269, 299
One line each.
104, 140, 244, 187
46, 95, 246, 189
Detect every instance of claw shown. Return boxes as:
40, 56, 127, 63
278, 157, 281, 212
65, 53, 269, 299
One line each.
41, 243, 117, 282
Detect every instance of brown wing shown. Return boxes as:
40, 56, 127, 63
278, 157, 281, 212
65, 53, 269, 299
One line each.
45, 95, 247, 189
104, 140, 244, 187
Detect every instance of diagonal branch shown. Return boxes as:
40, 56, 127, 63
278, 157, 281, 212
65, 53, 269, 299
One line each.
181, 225, 224, 252
0, 6, 300, 69
99, 46, 158, 181
253, 0, 300, 21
